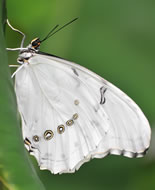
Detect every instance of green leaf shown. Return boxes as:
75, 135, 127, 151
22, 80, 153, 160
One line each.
0, 1, 45, 189
1, 0, 6, 32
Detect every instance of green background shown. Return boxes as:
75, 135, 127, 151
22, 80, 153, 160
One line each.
1, 0, 155, 189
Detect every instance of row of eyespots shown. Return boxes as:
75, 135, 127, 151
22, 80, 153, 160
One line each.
33, 113, 79, 142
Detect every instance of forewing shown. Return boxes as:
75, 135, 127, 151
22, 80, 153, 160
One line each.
15, 54, 151, 174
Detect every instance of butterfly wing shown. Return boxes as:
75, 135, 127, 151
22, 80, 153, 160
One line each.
15, 54, 151, 174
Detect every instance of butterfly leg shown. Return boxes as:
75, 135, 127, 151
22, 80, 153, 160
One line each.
6, 19, 26, 48
6, 47, 27, 51
11, 63, 27, 78
9, 65, 20, 67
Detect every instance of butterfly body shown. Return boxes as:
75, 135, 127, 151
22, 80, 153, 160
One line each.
7, 19, 151, 174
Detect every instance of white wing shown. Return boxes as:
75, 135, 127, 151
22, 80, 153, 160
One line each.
15, 54, 151, 174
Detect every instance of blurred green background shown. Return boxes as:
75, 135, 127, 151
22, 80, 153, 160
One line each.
4, 0, 155, 189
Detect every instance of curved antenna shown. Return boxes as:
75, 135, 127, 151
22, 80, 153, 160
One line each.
7, 19, 26, 48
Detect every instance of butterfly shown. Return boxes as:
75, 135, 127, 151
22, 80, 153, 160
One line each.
7, 18, 151, 174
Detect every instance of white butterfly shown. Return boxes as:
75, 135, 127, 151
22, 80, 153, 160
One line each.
7, 19, 151, 174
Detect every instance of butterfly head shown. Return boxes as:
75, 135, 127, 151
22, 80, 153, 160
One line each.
27, 18, 78, 52
17, 37, 41, 64
30, 38, 41, 50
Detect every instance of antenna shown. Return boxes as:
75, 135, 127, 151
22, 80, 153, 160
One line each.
41, 17, 78, 43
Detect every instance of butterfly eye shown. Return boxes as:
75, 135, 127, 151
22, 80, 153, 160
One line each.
57, 125, 65, 134
33, 135, 40, 142
66, 119, 74, 126
73, 113, 78, 120
31, 38, 41, 48
44, 130, 54, 140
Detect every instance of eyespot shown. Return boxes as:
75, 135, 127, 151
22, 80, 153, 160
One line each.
66, 119, 74, 126
74, 99, 79, 105
57, 125, 65, 134
33, 135, 40, 142
24, 137, 32, 145
44, 130, 54, 140
73, 113, 78, 120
